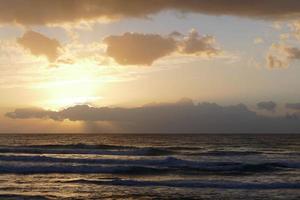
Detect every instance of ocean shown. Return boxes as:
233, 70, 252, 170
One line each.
0, 134, 299, 199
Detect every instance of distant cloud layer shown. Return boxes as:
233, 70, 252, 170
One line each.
286, 103, 300, 110
104, 30, 219, 65
6, 99, 300, 133
257, 101, 277, 112
17, 31, 61, 62
1, 0, 300, 25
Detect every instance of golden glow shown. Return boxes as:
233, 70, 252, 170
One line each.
44, 96, 103, 110
36, 60, 108, 110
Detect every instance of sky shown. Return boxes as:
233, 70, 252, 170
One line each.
1, 0, 300, 133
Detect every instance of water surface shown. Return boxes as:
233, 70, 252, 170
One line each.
0, 134, 299, 199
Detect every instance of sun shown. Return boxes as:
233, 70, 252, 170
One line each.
37, 61, 108, 110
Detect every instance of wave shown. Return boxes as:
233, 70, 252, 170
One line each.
0, 164, 171, 175
0, 145, 174, 156
0, 155, 298, 175
0, 155, 188, 166
64, 179, 300, 190
0, 144, 275, 157
0, 144, 298, 160
1, 154, 300, 169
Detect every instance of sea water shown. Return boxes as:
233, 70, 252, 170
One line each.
0, 134, 299, 199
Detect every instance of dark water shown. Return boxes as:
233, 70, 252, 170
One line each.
0, 134, 299, 200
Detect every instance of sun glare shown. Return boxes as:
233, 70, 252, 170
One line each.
37, 61, 108, 110
45, 96, 103, 110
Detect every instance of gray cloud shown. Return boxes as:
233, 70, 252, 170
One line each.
104, 30, 219, 65
18, 31, 61, 62
6, 99, 300, 133
286, 103, 300, 110
5, 108, 61, 121
257, 101, 277, 112
1, 0, 300, 25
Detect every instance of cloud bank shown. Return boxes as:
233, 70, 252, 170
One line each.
257, 101, 277, 112
1, 0, 300, 25
17, 31, 61, 62
6, 99, 300, 133
286, 103, 300, 110
104, 30, 219, 65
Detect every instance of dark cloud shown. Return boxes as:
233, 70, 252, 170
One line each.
257, 101, 277, 112
5, 108, 60, 120
1, 0, 300, 25
18, 31, 61, 62
286, 113, 299, 120
6, 99, 300, 133
286, 103, 300, 110
104, 30, 219, 65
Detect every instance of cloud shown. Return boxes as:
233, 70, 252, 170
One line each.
104, 30, 220, 65
179, 29, 219, 56
286, 103, 300, 110
104, 32, 177, 65
266, 44, 300, 68
257, 101, 277, 112
6, 99, 300, 133
285, 103, 300, 120
267, 54, 287, 69
284, 46, 300, 59
5, 108, 60, 120
289, 21, 300, 40
1, 0, 300, 25
169, 31, 183, 38
17, 31, 61, 62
